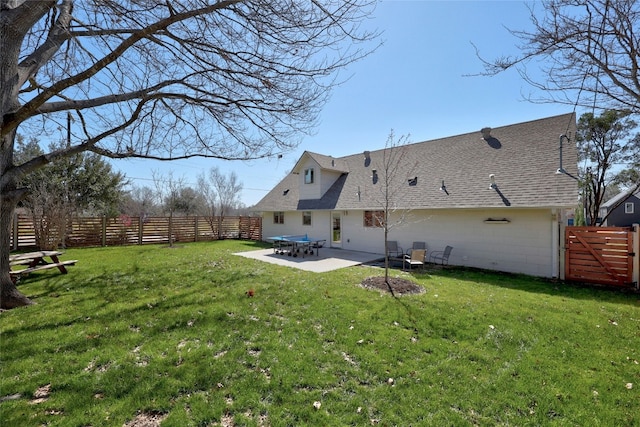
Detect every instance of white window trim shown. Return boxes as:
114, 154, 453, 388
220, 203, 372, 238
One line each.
304, 168, 314, 184
363, 210, 384, 228
302, 211, 312, 226
625, 202, 634, 214
274, 211, 284, 224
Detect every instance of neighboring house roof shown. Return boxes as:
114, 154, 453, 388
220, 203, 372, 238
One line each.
254, 113, 579, 211
601, 189, 640, 209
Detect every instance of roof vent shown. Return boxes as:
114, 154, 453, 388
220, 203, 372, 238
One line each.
363, 150, 371, 167
481, 127, 492, 139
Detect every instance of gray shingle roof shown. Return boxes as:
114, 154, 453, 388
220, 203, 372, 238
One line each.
254, 113, 579, 211
291, 152, 349, 173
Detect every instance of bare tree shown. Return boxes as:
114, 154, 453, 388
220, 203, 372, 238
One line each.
477, 0, 640, 113
122, 185, 160, 219
13, 136, 74, 249
15, 136, 125, 248
197, 167, 243, 239
0, 0, 378, 308
153, 170, 187, 248
370, 131, 415, 296
476, 0, 640, 225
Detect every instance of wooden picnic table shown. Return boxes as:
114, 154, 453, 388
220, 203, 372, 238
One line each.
9, 250, 77, 280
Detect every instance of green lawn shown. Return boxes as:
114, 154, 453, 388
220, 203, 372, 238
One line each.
1, 240, 639, 426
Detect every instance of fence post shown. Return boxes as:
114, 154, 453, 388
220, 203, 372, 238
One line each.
633, 223, 639, 289
559, 211, 566, 281
194, 216, 199, 242
138, 216, 144, 245
12, 212, 18, 251
102, 216, 107, 247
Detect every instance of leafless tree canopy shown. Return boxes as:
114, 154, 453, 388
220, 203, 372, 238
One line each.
0, 0, 378, 308
478, 0, 640, 112
2, 0, 377, 165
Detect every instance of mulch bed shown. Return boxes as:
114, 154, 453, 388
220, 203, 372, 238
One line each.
360, 276, 425, 296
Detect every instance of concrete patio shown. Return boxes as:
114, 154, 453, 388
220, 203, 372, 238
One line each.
233, 247, 384, 273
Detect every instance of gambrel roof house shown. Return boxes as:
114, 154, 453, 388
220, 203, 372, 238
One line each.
254, 113, 580, 278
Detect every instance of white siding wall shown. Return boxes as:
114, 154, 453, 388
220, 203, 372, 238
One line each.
297, 159, 342, 200
261, 208, 560, 278
320, 170, 342, 195
298, 159, 320, 200
339, 208, 558, 278
261, 211, 332, 243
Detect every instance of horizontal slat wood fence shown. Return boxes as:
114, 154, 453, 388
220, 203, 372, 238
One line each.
9, 214, 262, 250
565, 225, 637, 287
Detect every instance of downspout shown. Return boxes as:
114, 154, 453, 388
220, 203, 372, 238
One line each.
551, 208, 560, 279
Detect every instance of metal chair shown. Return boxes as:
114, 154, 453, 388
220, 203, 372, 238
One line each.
429, 245, 453, 265
406, 241, 426, 256
403, 249, 426, 271
386, 241, 404, 259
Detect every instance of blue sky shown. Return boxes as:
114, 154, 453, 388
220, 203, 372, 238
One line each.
114, 1, 578, 207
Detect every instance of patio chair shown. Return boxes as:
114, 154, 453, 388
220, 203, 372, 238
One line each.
386, 241, 404, 259
403, 249, 426, 271
429, 245, 453, 265
406, 241, 427, 256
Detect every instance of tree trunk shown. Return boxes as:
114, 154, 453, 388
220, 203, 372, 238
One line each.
1, 6, 36, 309
0, 196, 33, 309
1, 124, 33, 308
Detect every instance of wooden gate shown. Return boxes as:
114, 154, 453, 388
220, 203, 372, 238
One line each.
565, 226, 635, 287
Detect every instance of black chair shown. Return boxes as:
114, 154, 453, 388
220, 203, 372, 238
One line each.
386, 241, 404, 259
429, 245, 453, 265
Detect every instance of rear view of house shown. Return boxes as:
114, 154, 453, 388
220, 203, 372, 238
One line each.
254, 113, 580, 278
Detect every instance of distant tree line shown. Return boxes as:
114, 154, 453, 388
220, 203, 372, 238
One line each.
14, 135, 251, 249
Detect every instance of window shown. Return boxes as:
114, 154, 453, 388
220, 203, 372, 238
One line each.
625, 202, 634, 214
273, 211, 284, 224
304, 168, 314, 184
364, 210, 384, 228
302, 211, 312, 226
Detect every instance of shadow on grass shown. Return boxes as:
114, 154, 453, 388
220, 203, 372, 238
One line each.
422, 265, 640, 306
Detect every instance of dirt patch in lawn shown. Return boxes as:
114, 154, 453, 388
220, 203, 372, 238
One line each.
124, 411, 168, 427
360, 276, 424, 296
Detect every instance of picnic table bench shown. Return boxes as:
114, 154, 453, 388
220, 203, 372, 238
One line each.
9, 251, 77, 280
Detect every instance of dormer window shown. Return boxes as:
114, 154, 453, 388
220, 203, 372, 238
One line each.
304, 168, 314, 184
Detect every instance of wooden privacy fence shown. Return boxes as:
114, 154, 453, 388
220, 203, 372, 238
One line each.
564, 225, 638, 288
10, 214, 262, 250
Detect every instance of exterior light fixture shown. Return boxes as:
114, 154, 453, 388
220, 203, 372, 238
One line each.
489, 174, 497, 189
440, 179, 449, 195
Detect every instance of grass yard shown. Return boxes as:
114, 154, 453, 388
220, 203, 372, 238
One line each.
1, 240, 639, 426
